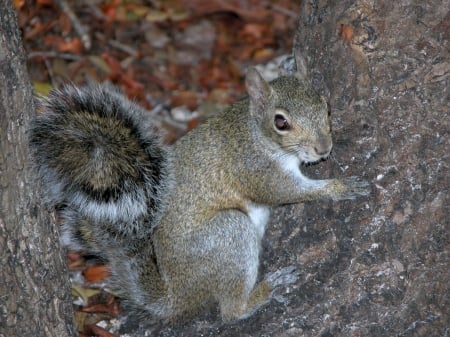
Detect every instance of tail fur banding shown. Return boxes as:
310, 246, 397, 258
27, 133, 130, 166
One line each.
29, 84, 171, 241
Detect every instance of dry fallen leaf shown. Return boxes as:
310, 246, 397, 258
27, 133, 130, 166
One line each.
83, 264, 110, 283
72, 284, 102, 304
340, 23, 354, 43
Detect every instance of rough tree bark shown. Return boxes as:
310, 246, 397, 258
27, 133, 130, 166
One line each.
0, 1, 77, 336
267, 1, 449, 336
138, 1, 448, 336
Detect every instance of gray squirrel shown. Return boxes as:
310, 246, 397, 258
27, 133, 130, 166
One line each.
29, 52, 369, 323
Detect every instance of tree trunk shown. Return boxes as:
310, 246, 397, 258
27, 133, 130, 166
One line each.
138, 1, 448, 336
267, 1, 449, 336
0, 1, 77, 336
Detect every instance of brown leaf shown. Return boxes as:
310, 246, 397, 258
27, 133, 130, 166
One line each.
37, 0, 53, 6
25, 21, 55, 40
83, 303, 116, 315
240, 23, 266, 39
252, 48, 275, 62
187, 117, 201, 131
58, 38, 83, 53
44, 35, 83, 53
74, 311, 88, 334
181, 0, 270, 22
101, 53, 122, 75
67, 250, 85, 270
172, 91, 199, 110
119, 74, 145, 93
59, 13, 73, 35
340, 23, 354, 43
84, 292, 121, 317
100, 0, 121, 21
13, 0, 25, 10
83, 264, 110, 282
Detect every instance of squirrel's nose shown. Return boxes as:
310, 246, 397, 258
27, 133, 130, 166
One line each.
314, 142, 332, 156
314, 147, 330, 156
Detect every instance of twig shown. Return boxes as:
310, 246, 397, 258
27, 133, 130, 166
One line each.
27, 51, 83, 61
108, 40, 139, 57
271, 4, 298, 19
54, 0, 91, 50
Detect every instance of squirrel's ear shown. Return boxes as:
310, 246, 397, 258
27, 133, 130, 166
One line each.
293, 49, 308, 80
246, 67, 272, 105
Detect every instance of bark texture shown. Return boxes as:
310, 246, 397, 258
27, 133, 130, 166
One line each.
0, 1, 77, 336
134, 1, 448, 336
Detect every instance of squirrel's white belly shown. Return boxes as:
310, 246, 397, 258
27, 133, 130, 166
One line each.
247, 203, 271, 239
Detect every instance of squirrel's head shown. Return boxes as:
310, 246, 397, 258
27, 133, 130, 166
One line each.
246, 54, 332, 165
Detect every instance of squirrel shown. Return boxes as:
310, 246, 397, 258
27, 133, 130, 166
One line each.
29, 52, 370, 323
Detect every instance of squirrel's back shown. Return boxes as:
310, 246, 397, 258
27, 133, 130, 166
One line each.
29, 84, 171, 249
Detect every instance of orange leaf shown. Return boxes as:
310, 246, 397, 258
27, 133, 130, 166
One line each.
37, 0, 53, 5
340, 23, 354, 42
83, 264, 110, 282
13, 0, 25, 10
252, 48, 275, 62
120, 74, 144, 92
240, 23, 266, 39
172, 91, 199, 110
58, 38, 83, 53
101, 53, 122, 74
187, 117, 201, 131
101, 0, 121, 21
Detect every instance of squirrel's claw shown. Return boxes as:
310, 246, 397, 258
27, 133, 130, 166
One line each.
338, 176, 372, 200
265, 266, 299, 303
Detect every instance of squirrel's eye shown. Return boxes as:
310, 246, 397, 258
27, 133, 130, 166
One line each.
274, 114, 290, 131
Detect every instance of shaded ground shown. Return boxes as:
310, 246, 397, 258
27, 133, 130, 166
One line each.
19, 0, 298, 142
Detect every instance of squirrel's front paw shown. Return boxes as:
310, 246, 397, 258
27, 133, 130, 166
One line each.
334, 176, 371, 200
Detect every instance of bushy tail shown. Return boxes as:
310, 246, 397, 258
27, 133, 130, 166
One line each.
28, 84, 172, 252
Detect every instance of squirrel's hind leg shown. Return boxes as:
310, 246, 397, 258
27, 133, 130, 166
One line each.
211, 210, 299, 321
203, 210, 271, 322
